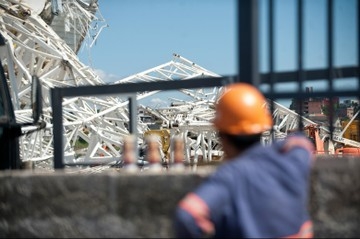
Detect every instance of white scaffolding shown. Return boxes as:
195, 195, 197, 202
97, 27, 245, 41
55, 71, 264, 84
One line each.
1, 0, 350, 170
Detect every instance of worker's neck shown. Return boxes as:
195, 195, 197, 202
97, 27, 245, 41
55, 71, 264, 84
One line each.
221, 140, 245, 160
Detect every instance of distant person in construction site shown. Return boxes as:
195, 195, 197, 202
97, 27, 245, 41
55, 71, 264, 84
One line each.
173, 82, 315, 238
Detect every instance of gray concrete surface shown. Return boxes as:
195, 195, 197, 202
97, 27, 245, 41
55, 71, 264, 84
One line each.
0, 157, 360, 238
310, 157, 360, 238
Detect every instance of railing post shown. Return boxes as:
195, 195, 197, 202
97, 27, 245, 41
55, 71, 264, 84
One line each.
238, 0, 260, 86
128, 94, 138, 154
51, 88, 64, 169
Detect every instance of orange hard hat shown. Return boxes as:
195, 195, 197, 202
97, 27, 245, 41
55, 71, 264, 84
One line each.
213, 83, 273, 135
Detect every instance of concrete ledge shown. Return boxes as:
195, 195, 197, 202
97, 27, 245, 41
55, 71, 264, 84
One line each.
0, 169, 209, 238
310, 158, 360, 238
1, 158, 360, 238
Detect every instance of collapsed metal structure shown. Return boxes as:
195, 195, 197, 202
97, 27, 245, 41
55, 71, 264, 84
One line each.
0, 0, 358, 169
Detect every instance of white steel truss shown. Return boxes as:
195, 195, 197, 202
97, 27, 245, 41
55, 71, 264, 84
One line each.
1, 0, 352, 170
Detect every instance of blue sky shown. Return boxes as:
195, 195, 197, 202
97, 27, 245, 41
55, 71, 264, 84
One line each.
78, 0, 358, 107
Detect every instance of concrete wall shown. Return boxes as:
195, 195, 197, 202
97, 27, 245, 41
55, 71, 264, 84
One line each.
310, 157, 360, 238
1, 157, 360, 238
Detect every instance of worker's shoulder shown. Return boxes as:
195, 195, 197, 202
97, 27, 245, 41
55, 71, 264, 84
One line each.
218, 145, 272, 171
235, 140, 310, 166
211, 153, 275, 185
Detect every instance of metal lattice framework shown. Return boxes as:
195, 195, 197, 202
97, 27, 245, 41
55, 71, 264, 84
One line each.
1, 0, 356, 169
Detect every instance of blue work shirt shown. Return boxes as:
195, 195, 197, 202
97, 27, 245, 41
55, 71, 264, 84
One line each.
174, 134, 314, 238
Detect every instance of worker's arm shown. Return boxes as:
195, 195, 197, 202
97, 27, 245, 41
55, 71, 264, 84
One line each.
278, 133, 316, 164
174, 169, 232, 238
174, 192, 214, 238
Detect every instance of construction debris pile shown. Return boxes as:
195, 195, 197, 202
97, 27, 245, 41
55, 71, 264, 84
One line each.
0, 0, 358, 173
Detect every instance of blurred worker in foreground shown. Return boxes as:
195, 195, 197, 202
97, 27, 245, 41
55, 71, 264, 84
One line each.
173, 82, 315, 238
